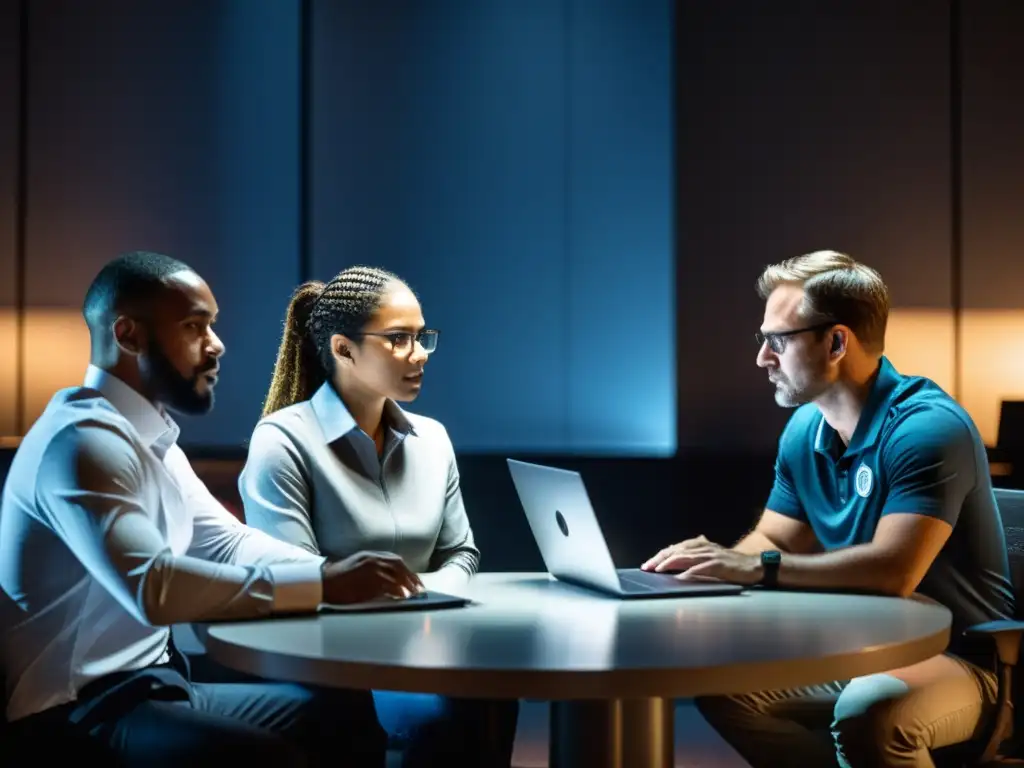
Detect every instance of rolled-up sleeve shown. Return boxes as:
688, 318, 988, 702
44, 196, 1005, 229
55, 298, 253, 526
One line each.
164, 444, 323, 613
36, 422, 320, 625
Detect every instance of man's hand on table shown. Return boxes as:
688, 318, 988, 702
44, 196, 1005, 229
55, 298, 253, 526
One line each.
322, 551, 424, 604
642, 535, 764, 585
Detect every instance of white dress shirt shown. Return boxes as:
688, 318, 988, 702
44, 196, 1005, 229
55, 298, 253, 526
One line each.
0, 366, 324, 721
239, 382, 479, 594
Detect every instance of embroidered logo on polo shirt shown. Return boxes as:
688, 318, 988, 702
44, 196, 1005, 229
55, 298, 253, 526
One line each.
855, 463, 874, 498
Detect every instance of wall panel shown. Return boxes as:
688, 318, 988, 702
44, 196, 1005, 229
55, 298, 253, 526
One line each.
960, 0, 1024, 446
566, 0, 675, 455
0, 0, 20, 438
311, 0, 569, 451
22, 0, 302, 445
675, 0, 953, 451
311, 0, 676, 453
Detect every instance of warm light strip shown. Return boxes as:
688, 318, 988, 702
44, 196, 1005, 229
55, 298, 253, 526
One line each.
958, 310, 1024, 450
0, 308, 16, 438
883, 308, 956, 398
0, 307, 1021, 449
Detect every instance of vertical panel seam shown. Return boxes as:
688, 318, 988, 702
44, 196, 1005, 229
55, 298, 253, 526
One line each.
298, 0, 312, 283
563, 0, 572, 451
671, 0, 679, 458
14, 0, 28, 436
950, 0, 963, 402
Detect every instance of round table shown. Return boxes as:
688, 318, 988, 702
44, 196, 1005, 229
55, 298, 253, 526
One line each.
203, 572, 952, 768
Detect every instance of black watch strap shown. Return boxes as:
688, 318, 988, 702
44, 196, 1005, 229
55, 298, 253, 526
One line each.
760, 550, 781, 588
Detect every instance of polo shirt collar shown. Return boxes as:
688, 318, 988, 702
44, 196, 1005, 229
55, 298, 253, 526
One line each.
310, 381, 416, 444
814, 356, 902, 458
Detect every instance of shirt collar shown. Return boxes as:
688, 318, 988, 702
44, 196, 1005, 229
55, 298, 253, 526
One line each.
310, 381, 416, 445
83, 365, 180, 456
814, 356, 902, 458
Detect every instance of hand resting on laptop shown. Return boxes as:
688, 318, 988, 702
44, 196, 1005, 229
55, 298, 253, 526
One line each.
321, 551, 424, 605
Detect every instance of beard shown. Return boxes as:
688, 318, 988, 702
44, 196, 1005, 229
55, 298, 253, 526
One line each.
770, 365, 829, 408
142, 339, 217, 415
772, 375, 807, 408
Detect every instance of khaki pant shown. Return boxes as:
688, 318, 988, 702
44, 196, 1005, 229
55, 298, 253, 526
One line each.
696, 653, 999, 768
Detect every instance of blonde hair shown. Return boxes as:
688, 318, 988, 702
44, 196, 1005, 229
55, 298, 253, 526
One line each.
262, 281, 326, 418
756, 250, 890, 354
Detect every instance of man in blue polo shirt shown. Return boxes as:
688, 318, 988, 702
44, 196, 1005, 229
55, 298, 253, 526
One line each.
643, 250, 1014, 767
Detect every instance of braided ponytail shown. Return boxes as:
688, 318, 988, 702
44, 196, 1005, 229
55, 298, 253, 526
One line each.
262, 281, 326, 417
261, 267, 402, 417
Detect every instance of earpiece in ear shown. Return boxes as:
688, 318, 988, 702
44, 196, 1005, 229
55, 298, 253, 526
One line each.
831, 334, 842, 354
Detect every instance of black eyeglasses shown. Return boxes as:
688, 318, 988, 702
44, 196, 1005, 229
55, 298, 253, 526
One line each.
354, 329, 440, 355
755, 322, 835, 355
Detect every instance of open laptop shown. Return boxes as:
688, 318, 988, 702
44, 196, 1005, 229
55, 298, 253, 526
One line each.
507, 459, 745, 599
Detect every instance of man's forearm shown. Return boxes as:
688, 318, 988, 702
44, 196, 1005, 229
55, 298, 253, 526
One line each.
732, 529, 782, 555
773, 544, 909, 596
139, 553, 323, 625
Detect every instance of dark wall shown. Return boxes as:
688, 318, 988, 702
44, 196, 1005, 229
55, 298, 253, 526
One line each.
0, 0, 19, 438
6, 1, 1024, 455
309, 0, 675, 455
672, 0, 1024, 453
962, 0, 1024, 310
675, 0, 954, 453
960, 0, 1024, 446
2, 0, 676, 457
15, 0, 302, 446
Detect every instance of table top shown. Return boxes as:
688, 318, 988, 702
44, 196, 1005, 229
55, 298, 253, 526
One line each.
203, 573, 952, 699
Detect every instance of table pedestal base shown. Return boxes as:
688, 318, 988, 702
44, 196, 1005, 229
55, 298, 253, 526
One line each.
549, 698, 674, 768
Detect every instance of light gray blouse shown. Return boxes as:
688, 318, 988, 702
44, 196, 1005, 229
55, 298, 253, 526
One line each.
239, 382, 480, 591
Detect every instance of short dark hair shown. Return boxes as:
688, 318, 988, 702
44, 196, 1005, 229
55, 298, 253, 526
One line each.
262, 266, 404, 417
82, 251, 194, 331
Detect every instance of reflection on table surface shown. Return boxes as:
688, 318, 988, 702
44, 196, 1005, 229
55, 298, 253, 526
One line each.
205, 572, 952, 674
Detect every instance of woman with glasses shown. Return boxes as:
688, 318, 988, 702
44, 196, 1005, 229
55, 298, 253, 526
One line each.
239, 266, 518, 767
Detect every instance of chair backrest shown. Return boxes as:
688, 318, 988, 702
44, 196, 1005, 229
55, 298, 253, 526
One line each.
998, 402, 1024, 453
996, 488, 1024, 617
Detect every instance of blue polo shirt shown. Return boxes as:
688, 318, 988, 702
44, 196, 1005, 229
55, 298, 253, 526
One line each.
766, 357, 1014, 662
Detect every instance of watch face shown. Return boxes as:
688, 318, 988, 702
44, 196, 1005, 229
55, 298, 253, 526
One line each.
763, 551, 781, 564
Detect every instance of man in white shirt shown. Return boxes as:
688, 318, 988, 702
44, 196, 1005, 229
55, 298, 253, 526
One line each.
0, 251, 422, 766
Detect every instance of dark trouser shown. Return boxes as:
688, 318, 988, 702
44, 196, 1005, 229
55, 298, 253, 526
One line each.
98, 679, 383, 767
8, 652, 518, 768
374, 690, 520, 767
9, 654, 386, 768
186, 654, 520, 766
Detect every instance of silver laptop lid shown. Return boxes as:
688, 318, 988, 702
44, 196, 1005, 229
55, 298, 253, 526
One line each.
507, 459, 621, 593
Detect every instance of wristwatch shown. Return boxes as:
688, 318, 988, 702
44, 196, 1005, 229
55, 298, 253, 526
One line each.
760, 550, 781, 588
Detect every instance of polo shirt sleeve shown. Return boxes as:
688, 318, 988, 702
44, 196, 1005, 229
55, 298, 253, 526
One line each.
879, 408, 977, 526
765, 417, 808, 522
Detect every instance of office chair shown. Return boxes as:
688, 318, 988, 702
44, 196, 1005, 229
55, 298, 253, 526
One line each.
936, 488, 1024, 765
